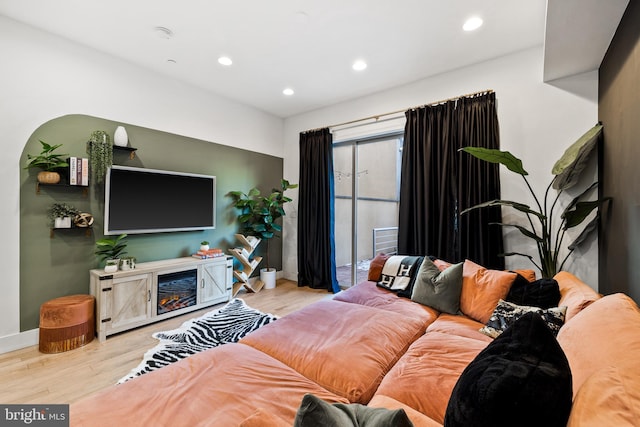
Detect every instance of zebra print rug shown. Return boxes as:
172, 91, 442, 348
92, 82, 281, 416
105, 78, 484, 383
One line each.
117, 298, 277, 383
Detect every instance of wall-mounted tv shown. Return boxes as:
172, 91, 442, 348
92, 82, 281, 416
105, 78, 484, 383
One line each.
104, 165, 216, 235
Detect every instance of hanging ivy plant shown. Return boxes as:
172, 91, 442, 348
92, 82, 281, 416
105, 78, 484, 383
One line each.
86, 130, 112, 184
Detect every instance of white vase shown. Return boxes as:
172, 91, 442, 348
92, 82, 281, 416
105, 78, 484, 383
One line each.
260, 268, 277, 289
114, 126, 128, 147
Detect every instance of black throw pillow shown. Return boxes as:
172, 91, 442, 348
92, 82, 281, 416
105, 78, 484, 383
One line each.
506, 277, 561, 309
444, 312, 572, 427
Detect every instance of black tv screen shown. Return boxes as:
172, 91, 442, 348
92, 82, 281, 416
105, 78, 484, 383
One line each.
104, 166, 216, 235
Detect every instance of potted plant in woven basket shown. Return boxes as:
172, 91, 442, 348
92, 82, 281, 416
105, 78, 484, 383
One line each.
24, 140, 69, 184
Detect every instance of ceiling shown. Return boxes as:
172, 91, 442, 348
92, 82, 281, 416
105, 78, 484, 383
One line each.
0, 1, 628, 118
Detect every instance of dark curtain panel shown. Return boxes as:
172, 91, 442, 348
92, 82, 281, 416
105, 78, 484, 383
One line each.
456, 92, 504, 269
298, 128, 340, 293
398, 101, 458, 259
398, 92, 503, 268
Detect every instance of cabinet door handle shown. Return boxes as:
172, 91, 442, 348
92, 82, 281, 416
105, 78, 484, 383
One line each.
201, 278, 205, 288
148, 290, 151, 302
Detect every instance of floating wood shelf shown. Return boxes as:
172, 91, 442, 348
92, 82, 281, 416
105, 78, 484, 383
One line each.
229, 234, 264, 295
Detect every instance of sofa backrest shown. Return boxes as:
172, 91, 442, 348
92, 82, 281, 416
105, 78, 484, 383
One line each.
557, 293, 640, 425
554, 271, 601, 321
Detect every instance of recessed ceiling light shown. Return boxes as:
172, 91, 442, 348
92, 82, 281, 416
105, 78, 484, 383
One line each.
218, 56, 233, 66
463, 16, 483, 32
352, 60, 367, 71
283, 88, 295, 96
153, 26, 174, 39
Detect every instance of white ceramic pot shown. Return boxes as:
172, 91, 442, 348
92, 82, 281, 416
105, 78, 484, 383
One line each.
114, 126, 128, 147
54, 217, 72, 228
200, 244, 210, 251
260, 268, 277, 289
104, 259, 119, 273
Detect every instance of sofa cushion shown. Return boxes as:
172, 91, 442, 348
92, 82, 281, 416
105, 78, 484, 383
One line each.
71, 343, 349, 427
479, 299, 566, 338
554, 271, 600, 321
333, 281, 439, 327
460, 260, 516, 324
375, 330, 488, 423
368, 253, 390, 281
426, 313, 492, 343
240, 408, 290, 427
566, 362, 640, 427
444, 312, 573, 427
368, 395, 443, 427
411, 258, 464, 314
294, 393, 413, 427
240, 299, 427, 404
506, 277, 561, 309
377, 255, 424, 292
557, 292, 640, 395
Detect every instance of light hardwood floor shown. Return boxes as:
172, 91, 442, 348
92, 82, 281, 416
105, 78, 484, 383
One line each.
0, 280, 332, 405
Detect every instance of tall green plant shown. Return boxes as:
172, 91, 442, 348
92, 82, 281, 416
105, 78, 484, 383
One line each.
228, 179, 298, 269
460, 123, 608, 278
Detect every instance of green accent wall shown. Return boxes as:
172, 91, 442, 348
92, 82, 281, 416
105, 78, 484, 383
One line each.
20, 114, 284, 331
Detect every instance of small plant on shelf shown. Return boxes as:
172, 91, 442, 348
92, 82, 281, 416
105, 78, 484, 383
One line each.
200, 240, 210, 251
95, 233, 128, 271
47, 203, 79, 228
25, 140, 69, 184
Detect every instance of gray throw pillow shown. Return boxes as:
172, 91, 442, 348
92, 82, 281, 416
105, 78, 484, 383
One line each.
294, 394, 413, 427
410, 259, 463, 314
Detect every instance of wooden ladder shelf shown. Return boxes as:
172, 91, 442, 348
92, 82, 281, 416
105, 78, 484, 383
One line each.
229, 234, 264, 295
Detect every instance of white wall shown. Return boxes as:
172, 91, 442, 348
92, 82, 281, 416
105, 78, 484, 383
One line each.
283, 46, 599, 289
0, 16, 284, 351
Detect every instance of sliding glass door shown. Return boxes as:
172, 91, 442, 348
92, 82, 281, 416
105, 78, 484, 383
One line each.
334, 133, 403, 288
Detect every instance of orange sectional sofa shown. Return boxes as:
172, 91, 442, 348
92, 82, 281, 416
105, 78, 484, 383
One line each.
70, 265, 640, 426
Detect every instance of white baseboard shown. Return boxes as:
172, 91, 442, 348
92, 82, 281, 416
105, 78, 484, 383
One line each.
0, 328, 39, 354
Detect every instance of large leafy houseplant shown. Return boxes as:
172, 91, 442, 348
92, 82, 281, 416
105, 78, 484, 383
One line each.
461, 123, 608, 278
228, 179, 298, 269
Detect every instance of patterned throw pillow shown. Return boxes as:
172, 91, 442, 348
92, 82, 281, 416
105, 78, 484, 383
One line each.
376, 255, 424, 292
479, 299, 567, 338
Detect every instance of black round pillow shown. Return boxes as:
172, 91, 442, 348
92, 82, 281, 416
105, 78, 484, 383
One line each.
444, 312, 572, 427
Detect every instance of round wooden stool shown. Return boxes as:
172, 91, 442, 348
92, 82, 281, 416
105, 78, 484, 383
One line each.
39, 294, 95, 353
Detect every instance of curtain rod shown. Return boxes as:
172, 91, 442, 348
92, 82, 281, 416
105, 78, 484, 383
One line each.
304, 89, 494, 133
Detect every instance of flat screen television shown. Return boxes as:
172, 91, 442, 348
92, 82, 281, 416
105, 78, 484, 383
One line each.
104, 165, 216, 235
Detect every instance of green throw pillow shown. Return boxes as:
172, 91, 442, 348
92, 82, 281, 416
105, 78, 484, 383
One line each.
294, 394, 413, 427
411, 258, 463, 314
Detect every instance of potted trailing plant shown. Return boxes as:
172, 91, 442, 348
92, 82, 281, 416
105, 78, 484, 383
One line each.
47, 203, 79, 228
460, 123, 609, 278
95, 233, 128, 272
24, 140, 69, 184
228, 179, 298, 288
86, 130, 113, 184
